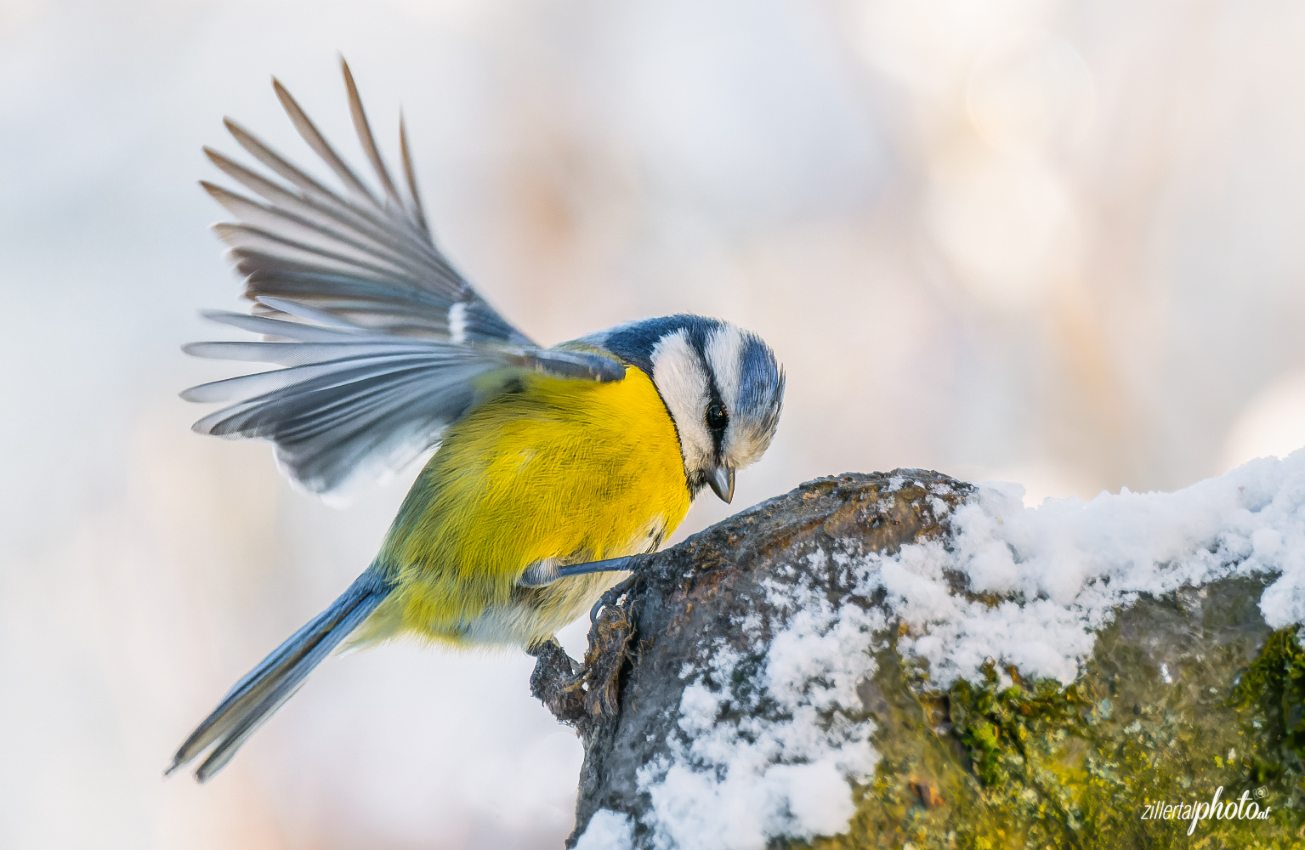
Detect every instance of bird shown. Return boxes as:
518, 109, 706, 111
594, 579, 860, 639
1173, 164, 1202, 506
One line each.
168, 59, 785, 782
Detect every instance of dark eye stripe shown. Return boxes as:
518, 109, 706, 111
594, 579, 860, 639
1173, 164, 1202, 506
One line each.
704, 368, 728, 462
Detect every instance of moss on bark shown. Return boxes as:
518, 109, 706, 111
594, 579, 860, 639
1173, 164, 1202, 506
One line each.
815, 578, 1305, 850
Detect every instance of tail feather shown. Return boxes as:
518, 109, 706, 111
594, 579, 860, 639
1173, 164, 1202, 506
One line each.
170, 570, 391, 781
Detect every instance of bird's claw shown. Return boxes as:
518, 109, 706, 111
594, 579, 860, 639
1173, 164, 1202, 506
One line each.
590, 574, 638, 623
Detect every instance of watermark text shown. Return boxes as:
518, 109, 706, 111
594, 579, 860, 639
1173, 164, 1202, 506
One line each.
1141, 786, 1270, 835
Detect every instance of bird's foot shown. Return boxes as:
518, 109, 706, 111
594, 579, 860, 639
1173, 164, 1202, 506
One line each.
590, 573, 638, 623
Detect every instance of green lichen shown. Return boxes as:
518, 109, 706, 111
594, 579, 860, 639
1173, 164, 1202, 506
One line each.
949, 663, 1091, 789
1233, 626, 1305, 799
946, 663, 1094, 844
794, 578, 1305, 850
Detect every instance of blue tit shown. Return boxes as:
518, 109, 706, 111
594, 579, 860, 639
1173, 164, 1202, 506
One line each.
168, 60, 785, 782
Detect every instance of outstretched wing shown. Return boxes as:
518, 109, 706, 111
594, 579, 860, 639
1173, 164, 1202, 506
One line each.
205, 59, 522, 343
187, 60, 623, 496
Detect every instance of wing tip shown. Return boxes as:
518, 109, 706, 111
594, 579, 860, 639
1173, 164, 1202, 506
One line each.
199, 180, 236, 204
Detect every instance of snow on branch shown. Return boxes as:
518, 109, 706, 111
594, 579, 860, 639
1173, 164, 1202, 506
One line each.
537, 455, 1305, 849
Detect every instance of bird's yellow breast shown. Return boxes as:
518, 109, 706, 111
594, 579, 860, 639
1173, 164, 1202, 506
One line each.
358, 364, 691, 648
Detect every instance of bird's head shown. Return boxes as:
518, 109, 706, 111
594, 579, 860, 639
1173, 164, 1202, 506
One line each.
591, 315, 785, 503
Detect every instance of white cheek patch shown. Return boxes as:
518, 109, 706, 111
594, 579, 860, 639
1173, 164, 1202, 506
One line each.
650, 330, 713, 476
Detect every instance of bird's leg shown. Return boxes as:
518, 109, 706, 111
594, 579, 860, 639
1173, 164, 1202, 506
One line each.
520, 553, 645, 588
552, 554, 641, 580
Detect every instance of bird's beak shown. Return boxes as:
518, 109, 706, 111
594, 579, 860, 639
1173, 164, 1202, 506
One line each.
708, 465, 735, 504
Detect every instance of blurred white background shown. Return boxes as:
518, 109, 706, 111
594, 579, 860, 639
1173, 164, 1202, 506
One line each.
3, 0, 1305, 847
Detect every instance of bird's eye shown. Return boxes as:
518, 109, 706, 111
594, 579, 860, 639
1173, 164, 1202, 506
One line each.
706, 402, 728, 430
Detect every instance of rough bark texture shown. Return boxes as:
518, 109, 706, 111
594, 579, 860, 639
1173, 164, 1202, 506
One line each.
532, 470, 1305, 849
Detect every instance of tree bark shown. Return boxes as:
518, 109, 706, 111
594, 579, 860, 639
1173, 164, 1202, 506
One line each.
532, 470, 1304, 849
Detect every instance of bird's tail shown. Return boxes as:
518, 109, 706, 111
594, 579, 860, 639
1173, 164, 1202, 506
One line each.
168, 570, 392, 781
